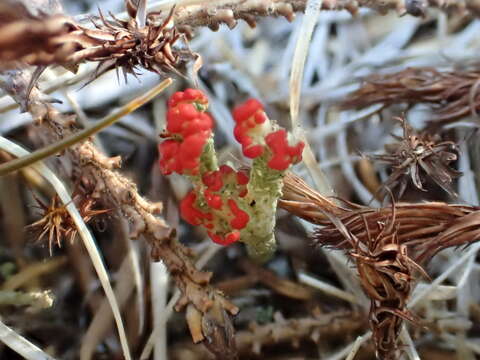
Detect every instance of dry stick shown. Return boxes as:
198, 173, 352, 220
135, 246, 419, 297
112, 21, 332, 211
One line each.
150, 0, 480, 25
0, 78, 172, 176
0, 136, 132, 360
140, 243, 221, 360
2, 257, 67, 291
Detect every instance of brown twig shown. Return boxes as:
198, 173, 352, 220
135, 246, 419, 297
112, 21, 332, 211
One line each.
342, 66, 480, 125
170, 310, 366, 359
2, 0, 480, 76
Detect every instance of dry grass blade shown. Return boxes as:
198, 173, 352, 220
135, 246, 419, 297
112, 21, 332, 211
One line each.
0, 136, 132, 360
80, 254, 137, 360
342, 67, 480, 125
0, 318, 57, 360
289, 0, 335, 197
0, 78, 172, 176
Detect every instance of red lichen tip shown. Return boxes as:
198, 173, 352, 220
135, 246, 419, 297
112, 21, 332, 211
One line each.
158, 140, 181, 175
180, 191, 210, 226
232, 99, 264, 124
202, 171, 224, 191
208, 230, 240, 246
158, 89, 215, 175
168, 88, 209, 110
158, 132, 209, 176
167, 103, 213, 138
265, 129, 305, 171
204, 189, 223, 210
236, 171, 249, 185
228, 199, 250, 230
232, 98, 271, 159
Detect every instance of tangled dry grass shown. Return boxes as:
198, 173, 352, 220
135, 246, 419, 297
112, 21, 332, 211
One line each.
1, 0, 480, 360
281, 172, 480, 358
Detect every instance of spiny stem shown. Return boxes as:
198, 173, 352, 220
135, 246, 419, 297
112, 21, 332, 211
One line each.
0, 78, 173, 176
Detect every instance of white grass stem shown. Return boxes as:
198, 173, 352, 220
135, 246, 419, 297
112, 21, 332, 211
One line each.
140, 243, 221, 360
345, 333, 369, 360
410, 243, 480, 307
0, 318, 57, 360
151, 261, 169, 360
324, 332, 371, 360
298, 272, 358, 304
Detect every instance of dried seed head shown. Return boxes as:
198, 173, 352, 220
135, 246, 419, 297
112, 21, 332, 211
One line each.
370, 117, 461, 200
346, 210, 423, 359
279, 172, 480, 359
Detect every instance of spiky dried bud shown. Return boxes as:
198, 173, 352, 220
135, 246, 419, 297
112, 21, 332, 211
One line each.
370, 118, 461, 200
27, 192, 109, 255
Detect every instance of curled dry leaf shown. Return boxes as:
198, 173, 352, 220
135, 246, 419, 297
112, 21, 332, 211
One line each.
370, 117, 461, 200
279, 172, 480, 359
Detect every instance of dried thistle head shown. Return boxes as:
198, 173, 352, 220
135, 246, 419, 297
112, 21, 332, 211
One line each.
27, 192, 109, 255
371, 117, 461, 200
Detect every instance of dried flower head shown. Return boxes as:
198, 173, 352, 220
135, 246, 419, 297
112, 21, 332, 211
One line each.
27, 192, 109, 255
370, 117, 461, 200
